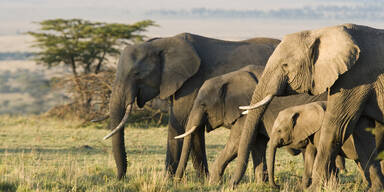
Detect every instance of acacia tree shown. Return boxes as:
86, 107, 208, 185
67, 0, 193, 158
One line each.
28, 18, 156, 119
28, 18, 156, 76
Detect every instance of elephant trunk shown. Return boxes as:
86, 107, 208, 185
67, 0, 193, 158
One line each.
104, 105, 132, 140
174, 129, 194, 179
231, 94, 273, 185
108, 82, 136, 179
231, 68, 285, 186
175, 106, 205, 179
267, 140, 279, 188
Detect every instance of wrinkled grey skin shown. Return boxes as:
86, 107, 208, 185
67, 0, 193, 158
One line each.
145, 97, 169, 113
232, 24, 384, 190
108, 33, 280, 179
174, 65, 267, 182
174, 64, 328, 183
267, 101, 383, 189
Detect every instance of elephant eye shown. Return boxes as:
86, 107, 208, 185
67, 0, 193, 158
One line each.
282, 63, 288, 69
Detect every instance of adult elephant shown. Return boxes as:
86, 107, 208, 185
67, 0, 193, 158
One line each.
102, 33, 280, 179
231, 24, 384, 190
173, 65, 327, 182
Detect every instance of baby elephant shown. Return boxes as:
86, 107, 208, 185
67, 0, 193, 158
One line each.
267, 101, 381, 188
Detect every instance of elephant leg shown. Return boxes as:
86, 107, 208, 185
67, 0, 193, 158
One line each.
381, 161, 384, 176
353, 128, 384, 191
250, 134, 268, 184
374, 122, 384, 174
355, 160, 370, 185
166, 92, 206, 176
165, 117, 183, 175
166, 101, 191, 175
191, 125, 209, 178
210, 118, 244, 183
335, 155, 346, 173
303, 144, 316, 188
311, 86, 370, 188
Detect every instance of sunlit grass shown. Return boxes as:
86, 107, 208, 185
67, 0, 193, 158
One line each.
0, 115, 365, 191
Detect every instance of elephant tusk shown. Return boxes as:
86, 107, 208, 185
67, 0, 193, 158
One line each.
103, 104, 132, 140
91, 115, 110, 122
174, 126, 198, 139
239, 94, 273, 110
242, 110, 249, 115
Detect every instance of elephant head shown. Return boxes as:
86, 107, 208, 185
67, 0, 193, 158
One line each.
266, 101, 326, 187
173, 65, 263, 178
233, 24, 360, 184
105, 33, 201, 179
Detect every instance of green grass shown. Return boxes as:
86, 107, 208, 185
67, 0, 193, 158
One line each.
0, 115, 366, 191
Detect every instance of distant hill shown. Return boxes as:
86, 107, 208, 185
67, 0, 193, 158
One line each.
146, 4, 384, 20
0, 52, 34, 61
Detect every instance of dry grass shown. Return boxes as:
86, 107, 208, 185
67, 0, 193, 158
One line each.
0, 115, 366, 191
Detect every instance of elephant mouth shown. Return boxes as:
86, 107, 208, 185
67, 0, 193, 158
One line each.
277, 138, 292, 147
136, 88, 145, 108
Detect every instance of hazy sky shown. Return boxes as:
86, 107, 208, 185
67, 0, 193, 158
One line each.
0, 0, 353, 11
0, 0, 382, 39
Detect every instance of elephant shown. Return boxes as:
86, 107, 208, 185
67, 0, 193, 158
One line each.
267, 101, 381, 189
172, 64, 329, 183
101, 33, 280, 179
231, 24, 384, 190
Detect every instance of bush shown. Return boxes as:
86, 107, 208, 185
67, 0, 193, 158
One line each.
45, 69, 168, 126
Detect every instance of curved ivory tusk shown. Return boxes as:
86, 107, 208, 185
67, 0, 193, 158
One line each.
174, 126, 198, 139
103, 105, 132, 140
239, 94, 273, 110
91, 115, 110, 122
242, 110, 249, 115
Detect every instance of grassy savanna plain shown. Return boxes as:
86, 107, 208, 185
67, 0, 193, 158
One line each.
0, 115, 367, 192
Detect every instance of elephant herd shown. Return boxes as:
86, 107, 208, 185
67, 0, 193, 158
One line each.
101, 23, 384, 191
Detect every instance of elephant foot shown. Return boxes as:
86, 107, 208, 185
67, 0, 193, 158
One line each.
368, 186, 383, 192
196, 169, 209, 179
307, 181, 320, 192
338, 168, 347, 174
164, 168, 176, 180
370, 182, 384, 192
208, 166, 224, 184
173, 176, 183, 182
209, 173, 222, 184
229, 182, 237, 190
255, 170, 268, 184
174, 172, 183, 180
301, 177, 312, 189
268, 182, 280, 189
165, 166, 176, 177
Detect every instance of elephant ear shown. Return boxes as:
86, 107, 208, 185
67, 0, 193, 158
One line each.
292, 102, 326, 143
310, 25, 360, 95
157, 34, 201, 99
203, 82, 226, 129
223, 71, 259, 124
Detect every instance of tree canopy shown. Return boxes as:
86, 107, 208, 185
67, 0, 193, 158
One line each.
28, 18, 156, 76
